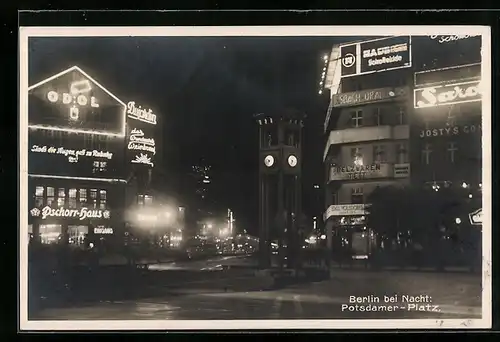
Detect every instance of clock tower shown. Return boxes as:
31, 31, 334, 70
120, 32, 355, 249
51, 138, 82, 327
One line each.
254, 110, 305, 270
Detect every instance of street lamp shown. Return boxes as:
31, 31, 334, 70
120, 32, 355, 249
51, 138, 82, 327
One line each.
455, 217, 462, 224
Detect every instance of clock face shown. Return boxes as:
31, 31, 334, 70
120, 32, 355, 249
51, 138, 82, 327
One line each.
288, 155, 298, 167
264, 155, 275, 167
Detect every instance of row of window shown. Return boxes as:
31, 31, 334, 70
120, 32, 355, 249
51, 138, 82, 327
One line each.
34, 186, 108, 209
349, 144, 409, 165
421, 142, 460, 165
349, 106, 408, 128
337, 142, 468, 166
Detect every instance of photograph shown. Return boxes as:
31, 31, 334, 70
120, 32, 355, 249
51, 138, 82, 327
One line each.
19, 26, 491, 330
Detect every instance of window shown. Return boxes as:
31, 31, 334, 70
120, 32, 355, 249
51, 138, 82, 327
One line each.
373, 145, 386, 163
99, 190, 107, 209
69, 188, 77, 208
79, 189, 88, 206
351, 187, 364, 204
351, 147, 363, 166
68, 225, 88, 247
39, 224, 61, 245
90, 189, 98, 209
447, 142, 458, 163
57, 188, 66, 207
396, 143, 409, 164
398, 106, 407, 125
351, 110, 363, 128
93, 161, 108, 173
35, 186, 44, 207
46, 187, 55, 207
421, 143, 432, 165
144, 195, 153, 206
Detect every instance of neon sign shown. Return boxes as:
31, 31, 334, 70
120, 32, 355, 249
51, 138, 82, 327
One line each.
31, 145, 113, 163
94, 227, 114, 234
127, 102, 157, 125
46, 79, 100, 121
414, 80, 481, 108
419, 124, 481, 138
30, 206, 111, 220
128, 129, 156, 154
28, 66, 127, 136
132, 153, 154, 167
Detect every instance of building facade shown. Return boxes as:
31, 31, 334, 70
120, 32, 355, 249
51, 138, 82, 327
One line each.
27, 66, 127, 249
410, 35, 483, 232
322, 36, 413, 257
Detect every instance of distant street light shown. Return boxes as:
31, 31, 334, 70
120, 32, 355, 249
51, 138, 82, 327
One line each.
455, 217, 462, 224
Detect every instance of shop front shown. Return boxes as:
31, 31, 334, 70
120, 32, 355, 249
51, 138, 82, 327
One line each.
29, 204, 115, 250
324, 204, 377, 259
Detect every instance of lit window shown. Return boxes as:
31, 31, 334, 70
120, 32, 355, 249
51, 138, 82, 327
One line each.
39, 224, 61, 245
138, 195, 145, 206
46, 187, 55, 207
144, 195, 153, 206
99, 190, 107, 209
69, 188, 77, 208
90, 189, 97, 209
35, 186, 44, 207
351, 188, 364, 204
57, 188, 65, 207
351, 147, 363, 166
79, 189, 87, 206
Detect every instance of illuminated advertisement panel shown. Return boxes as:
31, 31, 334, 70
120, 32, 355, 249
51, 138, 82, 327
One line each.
28, 66, 126, 136
126, 101, 157, 169
414, 80, 482, 109
28, 66, 126, 179
339, 36, 411, 77
28, 130, 126, 180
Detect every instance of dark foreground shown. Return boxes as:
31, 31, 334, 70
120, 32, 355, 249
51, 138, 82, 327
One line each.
29, 257, 482, 320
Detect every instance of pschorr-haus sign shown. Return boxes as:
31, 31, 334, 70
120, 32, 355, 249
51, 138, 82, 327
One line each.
414, 80, 482, 109
324, 204, 369, 221
333, 87, 407, 108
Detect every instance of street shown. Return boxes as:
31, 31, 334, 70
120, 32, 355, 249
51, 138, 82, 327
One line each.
30, 257, 482, 320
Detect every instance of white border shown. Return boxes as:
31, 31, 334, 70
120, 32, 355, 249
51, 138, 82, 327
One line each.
339, 35, 413, 78
28, 65, 127, 137
19, 25, 492, 331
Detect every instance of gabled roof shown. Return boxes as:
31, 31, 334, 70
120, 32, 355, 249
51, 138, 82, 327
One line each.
28, 65, 126, 107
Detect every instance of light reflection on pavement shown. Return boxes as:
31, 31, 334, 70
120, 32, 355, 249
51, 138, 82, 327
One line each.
33, 289, 481, 320
31, 266, 482, 321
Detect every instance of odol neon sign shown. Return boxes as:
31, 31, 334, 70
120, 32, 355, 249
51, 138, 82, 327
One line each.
46, 80, 100, 121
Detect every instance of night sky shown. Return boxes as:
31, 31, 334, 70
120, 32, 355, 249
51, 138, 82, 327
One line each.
28, 36, 361, 233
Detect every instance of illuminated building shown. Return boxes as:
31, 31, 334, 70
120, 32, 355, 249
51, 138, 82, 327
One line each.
27, 66, 127, 248
322, 37, 413, 257
410, 35, 482, 231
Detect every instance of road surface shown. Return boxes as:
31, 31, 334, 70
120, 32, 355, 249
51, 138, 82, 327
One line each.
30, 268, 482, 320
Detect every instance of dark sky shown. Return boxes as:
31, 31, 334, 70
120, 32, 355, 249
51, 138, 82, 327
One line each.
28, 36, 361, 233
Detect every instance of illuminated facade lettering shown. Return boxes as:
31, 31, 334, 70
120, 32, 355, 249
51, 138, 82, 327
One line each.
127, 101, 157, 125
414, 81, 481, 108
30, 206, 111, 221
31, 145, 113, 163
